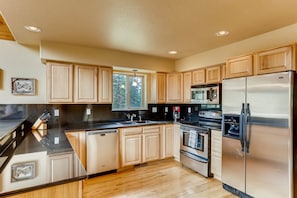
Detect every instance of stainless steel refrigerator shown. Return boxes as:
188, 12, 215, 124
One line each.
221, 71, 296, 198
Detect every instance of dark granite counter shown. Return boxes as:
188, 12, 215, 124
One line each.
0, 127, 87, 197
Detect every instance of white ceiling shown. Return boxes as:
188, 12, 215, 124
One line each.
1, 0, 297, 59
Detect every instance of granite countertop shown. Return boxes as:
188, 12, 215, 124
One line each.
0, 127, 87, 197
0, 119, 25, 140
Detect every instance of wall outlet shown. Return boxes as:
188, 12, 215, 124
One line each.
54, 109, 59, 117
86, 108, 91, 115
54, 137, 59, 144
188, 107, 191, 113
152, 107, 157, 113
165, 107, 168, 112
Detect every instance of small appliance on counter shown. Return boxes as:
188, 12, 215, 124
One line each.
172, 106, 180, 122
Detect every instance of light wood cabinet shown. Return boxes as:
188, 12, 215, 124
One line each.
161, 125, 174, 159
183, 71, 192, 103
147, 73, 166, 103
192, 68, 205, 85
173, 124, 180, 162
211, 130, 222, 181
66, 131, 86, 168
74, 65, 98, 103
166, 73, 183, 103
225, 55, 253, 79
46, 62, 73, 103
48, 152, 73, 182
254, 45, 296, 75
98, 66, 113, 103
206, 65, 221, 83
120, 127, 143, 167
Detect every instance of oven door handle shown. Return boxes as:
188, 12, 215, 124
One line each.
180, 150, 208, 163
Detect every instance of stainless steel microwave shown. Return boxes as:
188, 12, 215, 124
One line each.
191, 85, 220, 104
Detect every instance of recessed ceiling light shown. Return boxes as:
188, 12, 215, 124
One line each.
24, 25, 41, 32
215, 30, 229, 37
168, 50, 177, 55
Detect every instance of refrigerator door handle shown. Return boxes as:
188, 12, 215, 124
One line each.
246, 103, 251, 153
239, 103, 245, 152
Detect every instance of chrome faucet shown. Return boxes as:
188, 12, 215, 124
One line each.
130, 114, 136, 122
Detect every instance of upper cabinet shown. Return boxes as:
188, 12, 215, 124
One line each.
46, 61, 113, 104
183, 71, 192, 103
192, 68, 205, 85
74, 65, 98, 103
147, 72, 166, 104
225, 55, 253, 79
166, 73, 183, 103
205, 65, 222, 84
98, 66, 113, 103
254, 45, 296, 75
46, 62, 73, 103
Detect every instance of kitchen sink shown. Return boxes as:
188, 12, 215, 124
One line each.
118, 120, 159, 125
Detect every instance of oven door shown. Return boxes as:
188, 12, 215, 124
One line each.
181, 130, 208, 159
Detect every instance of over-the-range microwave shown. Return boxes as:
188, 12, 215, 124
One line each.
191, 84, 221, 104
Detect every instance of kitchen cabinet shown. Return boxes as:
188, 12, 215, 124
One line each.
192, 68, 205, 85
46, 62, 73, 103
161, 124, 174, 159
206, 65, 222, 83
173, 124, 180, 162
183, 71, 192, 103
166, 73, 183, 103
120, 127, 143, 167
65, 131, 86, 168
147, 73, 166, 103
143, 125, 160, 162
48, 152, 73, 182
98, 66, 113, 103
254, 45, 296, 75
8, 181, 82, 198
211, 130, 222, 181
74, 64, 98, 103
225, 55, 253, 79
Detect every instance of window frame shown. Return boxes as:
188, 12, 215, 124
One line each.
112, 71, 148, 111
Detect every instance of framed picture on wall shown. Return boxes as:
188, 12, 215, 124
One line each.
11, 78, 36, 95
11, 161, 36, 182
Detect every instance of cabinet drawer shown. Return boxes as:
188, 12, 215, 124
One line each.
143, 125, 161, 134
121, 127, 142, 135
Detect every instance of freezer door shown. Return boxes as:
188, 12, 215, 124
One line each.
222, 77, 246, 114
222, 136, 245, 193
245, 72, 292, 197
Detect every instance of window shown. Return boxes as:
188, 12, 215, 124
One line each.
112, 72, 147, 110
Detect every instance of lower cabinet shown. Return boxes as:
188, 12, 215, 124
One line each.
160, 124, 174, 159
47, 152, 74, 182
119, 125, 161, 167
173, 124, 181, 162
211, 130, 222, 180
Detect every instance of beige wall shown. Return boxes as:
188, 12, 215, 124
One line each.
40, 41, 175, 73
175, 22, 297, 72
0, 40, 46, 104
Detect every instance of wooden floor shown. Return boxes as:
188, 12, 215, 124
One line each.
82, 159, 237, 198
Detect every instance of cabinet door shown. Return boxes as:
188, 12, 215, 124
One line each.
183, 72, 192, 103
157, 73, 166, 103
192, 69, 205, 85
46, 62, 73, 103
143, 133, 160, 162
211, 130, 222, 180
66, 131, 86, 168
48, 152, 73, 182
98, 66, 113, 103
225, 55, 253, 79
206, 65, 221, 84
121, 134, 142, 166
163, 125, 174, 158
254, 45, 295, 75
74, 65, 98, 103
166, 73, 183, 103
173, 124, 181, 161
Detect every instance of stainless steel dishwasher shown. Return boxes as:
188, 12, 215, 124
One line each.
86, 129, 118, 175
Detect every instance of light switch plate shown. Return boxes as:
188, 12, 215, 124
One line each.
165, 107, 168, 112
54, 109, 59, 117
152, 107, 157, 113
54, 137, 59, 144
86, 108, 91, 115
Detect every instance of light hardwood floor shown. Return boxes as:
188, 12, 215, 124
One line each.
83, 159, 237, 198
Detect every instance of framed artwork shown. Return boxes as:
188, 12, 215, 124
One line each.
11, 78, 35, 95
11, 161, 36, 182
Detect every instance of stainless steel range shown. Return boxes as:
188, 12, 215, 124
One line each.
180, 124, 211, 177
